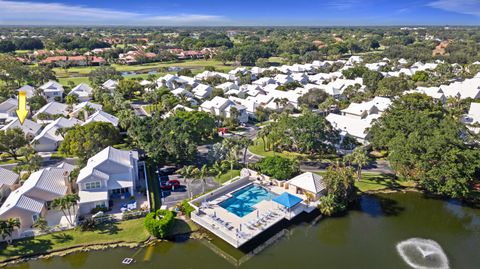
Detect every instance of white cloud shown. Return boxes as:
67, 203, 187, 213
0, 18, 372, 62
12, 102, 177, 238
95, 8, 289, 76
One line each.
325, 0, 360, 10
428, 0, 480, 16
0, 0, 226, 25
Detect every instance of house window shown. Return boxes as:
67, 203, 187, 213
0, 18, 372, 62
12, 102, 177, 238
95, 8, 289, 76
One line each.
85, 181, 101, 190
32, 214, 39, 222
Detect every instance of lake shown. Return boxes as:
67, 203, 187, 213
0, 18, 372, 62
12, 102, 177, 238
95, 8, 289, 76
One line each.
6, 192, 480, 269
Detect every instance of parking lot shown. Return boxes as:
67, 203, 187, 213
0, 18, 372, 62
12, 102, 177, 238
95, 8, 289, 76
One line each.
158, 173, 220, 207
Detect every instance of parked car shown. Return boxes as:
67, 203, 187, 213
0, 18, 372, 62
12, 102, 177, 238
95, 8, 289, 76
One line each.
158, 166, 177, 176
160, 179, 181, 190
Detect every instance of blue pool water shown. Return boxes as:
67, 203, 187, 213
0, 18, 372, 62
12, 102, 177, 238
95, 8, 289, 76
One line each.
219, 184, 276, 217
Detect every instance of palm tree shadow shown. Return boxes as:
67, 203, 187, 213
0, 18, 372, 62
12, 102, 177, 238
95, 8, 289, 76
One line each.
95, 221, 121, 235
0, 238, 54, 257
52, 232, 74, 243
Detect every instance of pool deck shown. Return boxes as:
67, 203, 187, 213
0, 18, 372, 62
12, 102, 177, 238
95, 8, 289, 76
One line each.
190, 173, 318, 248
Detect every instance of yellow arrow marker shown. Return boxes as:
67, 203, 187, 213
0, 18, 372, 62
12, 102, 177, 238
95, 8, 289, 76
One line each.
16, 91, 28, 125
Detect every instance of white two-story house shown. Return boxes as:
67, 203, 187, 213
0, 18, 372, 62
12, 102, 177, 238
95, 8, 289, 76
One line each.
76, 147, 139, 215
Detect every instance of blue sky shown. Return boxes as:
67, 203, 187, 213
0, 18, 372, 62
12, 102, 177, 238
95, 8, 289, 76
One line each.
0, 0, 480, 26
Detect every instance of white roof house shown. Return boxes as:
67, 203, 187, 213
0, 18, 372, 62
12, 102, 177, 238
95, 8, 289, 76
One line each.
287, 172, 326, 199
322, 78, 363, 97
252, 77, 276, 87
156, 74, 187, 90
33, 101, 68, 119
0, 98, 19, 123
274, 74, 294, 85
68, 83, 93, 102
200, 96, 248, 123
291, 73, 309, 84
217, 82, 239, 92
83, 111, 119, 127
1, 119, 42, 138
102, 79, 118, 91
178, 76, 199, 87
0, 168, 19, 199
250, 67, 264, 76
326, 113, 379, 144
462, 102, 480, 134
17, 85, 35, 99
32, 117, 81, 152
192, 84, 213, 99
346, 56, 363, 66
70, 101, 103, 118
162, 104, 194, 119
439, 77, 480, 100
76, 146, 139, 214
171, 88, 194, 98
0, 163, 74, 229
39, 81, 64, 102
342, 97, 391, 119
405, 87, 447, 103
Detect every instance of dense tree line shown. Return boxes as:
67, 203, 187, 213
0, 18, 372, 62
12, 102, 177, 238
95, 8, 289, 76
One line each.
370, 93, 480, 199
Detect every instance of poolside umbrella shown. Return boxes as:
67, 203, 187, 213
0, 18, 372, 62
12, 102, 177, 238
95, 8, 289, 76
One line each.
213, 211, 216, 218
272, 192, 303, 210
239, 224, 242, 231
256, 210, 259, 218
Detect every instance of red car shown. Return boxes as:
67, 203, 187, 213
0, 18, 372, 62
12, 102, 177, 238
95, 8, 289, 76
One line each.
160, 180, 181, 190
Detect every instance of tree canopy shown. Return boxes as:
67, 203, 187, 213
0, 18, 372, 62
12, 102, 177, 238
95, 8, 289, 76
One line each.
59, 122, 121, 162
369, 93, 480, 198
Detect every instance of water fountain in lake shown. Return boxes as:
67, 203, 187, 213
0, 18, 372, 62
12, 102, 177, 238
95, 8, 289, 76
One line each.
396, 238, 449, 269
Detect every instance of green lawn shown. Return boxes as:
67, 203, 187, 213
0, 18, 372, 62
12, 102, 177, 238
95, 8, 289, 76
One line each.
0, 218, 149, 263
314, 171, 416, 192
248, 139, 306, 160
215, 169, 240, 184
58, 76, 90, 86
54, 59, 238, 79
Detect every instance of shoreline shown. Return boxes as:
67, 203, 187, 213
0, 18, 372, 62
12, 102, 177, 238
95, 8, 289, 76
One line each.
0, 230, 209, 268
1, 186, 476, 267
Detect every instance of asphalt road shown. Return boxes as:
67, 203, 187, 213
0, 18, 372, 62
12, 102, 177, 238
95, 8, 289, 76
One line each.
159, 174, 221, 207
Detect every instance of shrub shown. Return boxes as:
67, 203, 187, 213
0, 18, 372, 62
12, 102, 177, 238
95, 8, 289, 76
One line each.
254, 156, 299, 180
90, 205, 108, 214
79, 218, 97, 231
179, 200, 194, 218
144, 209, 175, 238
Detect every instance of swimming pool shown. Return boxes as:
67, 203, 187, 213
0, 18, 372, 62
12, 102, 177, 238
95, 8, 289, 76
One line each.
219, 184, 276, 217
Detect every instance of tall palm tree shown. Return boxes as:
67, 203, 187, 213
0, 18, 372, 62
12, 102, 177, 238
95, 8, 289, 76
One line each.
0, 218, 20, 241
177, 165, 196, 199
193, 164, 209, 196
210, 161, 225, 180
238, 136, 251, 168
222, 137, 241, 171
51, 194, 79, 227
343, 147, 370, 181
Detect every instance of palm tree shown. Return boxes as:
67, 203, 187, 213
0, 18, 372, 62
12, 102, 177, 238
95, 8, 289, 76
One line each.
343, 147, 370, 181
51, 194, 80, 227
238, 136, 251, 168
193, 164, 209, 196
210, 161, 224, 179
0, 218, 20, 241
177, 165, 196, 199
32, 217, 50, 232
